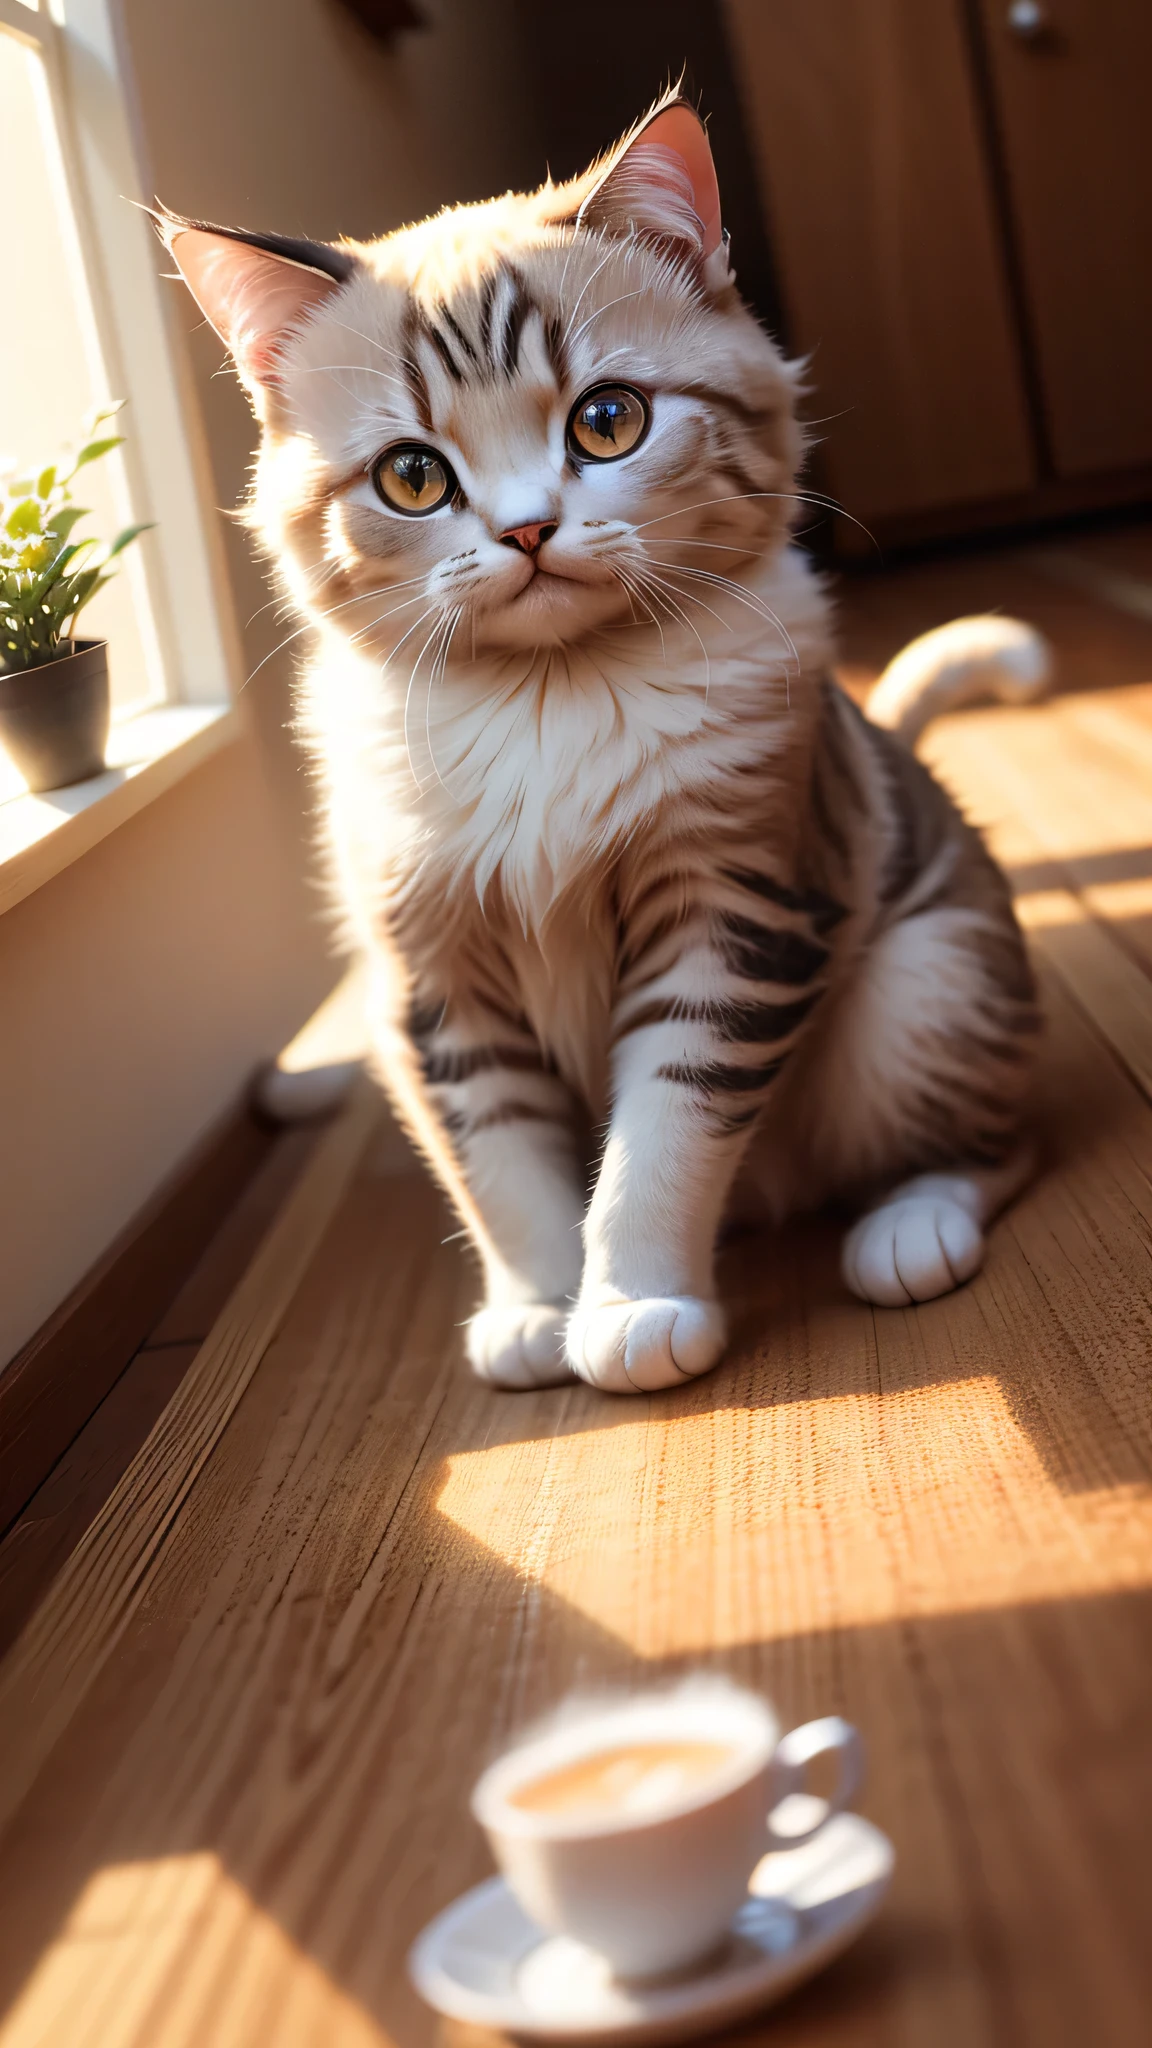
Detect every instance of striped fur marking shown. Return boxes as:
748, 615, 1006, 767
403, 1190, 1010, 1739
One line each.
720, 916, 830, 986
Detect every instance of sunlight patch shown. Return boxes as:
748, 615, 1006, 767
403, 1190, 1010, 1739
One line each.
435, 1377, 1152, 1656
0, 1854, 391, 2048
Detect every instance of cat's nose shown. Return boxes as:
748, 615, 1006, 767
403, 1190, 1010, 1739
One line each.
498, 520, 558, 556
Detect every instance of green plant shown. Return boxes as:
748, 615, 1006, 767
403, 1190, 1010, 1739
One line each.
0, 401, 150, 671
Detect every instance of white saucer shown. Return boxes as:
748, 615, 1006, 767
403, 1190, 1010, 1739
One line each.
409, 1812, 894, 2044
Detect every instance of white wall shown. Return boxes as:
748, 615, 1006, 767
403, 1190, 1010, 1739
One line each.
0, 726, 332, 1365
1, 0, 540, 1365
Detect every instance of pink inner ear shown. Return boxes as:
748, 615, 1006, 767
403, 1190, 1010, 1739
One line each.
628, 105, 723, 257
171, 229, 338, 388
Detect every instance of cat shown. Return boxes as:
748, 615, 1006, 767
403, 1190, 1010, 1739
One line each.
162, 91, 1044, 1396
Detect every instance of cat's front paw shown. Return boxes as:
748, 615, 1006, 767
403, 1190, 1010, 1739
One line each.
466, 1303, 574, 1390
842, 1196, 984, 1308
566, 1295, 726, 1394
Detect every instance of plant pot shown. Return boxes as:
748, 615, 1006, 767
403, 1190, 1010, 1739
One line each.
0, 639, 111, 793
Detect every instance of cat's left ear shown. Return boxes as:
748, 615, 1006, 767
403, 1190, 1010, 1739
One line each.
560, 98, 734, 295
154, 211, 357, 414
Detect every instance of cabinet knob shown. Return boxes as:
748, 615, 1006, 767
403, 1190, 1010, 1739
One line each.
1007, 0, 1048, 38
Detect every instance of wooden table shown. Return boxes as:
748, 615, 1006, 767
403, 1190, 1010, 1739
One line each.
0, 681, 1150, 2047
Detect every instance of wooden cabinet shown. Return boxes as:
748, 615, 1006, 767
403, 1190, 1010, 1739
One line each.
723, 0, 1152, 544
977, 0, 1152, 478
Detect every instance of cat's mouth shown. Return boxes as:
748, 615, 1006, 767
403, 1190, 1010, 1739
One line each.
503, 562, 582, 609
516, 561, 571, 589
474, 556, 625, 649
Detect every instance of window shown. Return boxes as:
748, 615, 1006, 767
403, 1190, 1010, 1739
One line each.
0, 0, 238, 739
0, 18, 157, 714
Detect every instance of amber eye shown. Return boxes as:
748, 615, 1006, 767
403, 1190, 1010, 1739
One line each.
372, 443, 455, 515
567, 384, 650, 463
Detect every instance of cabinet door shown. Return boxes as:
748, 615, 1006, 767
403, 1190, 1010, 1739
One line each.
978, 0, 1152, 477
723, 0, 1036, 525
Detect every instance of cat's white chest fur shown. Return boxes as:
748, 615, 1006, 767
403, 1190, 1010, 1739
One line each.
502, 893, 617, 1113
306, 551, 833, 1123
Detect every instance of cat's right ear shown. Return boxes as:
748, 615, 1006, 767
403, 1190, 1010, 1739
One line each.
156, 213, 355, 410
545, 94, 735, 297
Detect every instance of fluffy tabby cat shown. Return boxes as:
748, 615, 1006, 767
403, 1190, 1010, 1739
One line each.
163, 93, 1044, 1395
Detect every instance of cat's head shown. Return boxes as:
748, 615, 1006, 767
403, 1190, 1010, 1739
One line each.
163, 93, 802, 664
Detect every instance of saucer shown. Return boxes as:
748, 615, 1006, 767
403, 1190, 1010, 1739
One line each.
409, 1811, 894, 2044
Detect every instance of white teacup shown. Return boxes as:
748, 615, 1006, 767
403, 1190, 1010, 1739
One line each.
471, 1684, 863, 1981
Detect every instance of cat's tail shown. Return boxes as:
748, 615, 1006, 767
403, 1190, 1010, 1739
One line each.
865, 615, 1052, 747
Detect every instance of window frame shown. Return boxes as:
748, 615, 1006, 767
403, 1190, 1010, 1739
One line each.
0, 0, 241, 708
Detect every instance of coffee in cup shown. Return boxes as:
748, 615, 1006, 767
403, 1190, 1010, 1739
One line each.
472, 1682, 862, 1981
507, 1738, 738, 1819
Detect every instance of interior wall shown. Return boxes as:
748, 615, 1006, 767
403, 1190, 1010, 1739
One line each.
0, 730, 328, 1367
1, 0, 544, 1366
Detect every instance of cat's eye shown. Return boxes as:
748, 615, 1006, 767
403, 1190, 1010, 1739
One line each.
567, 384, 650, 464
373, 443, 456, 515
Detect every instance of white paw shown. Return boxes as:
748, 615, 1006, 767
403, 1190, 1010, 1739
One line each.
842, 1196, 984, 1308
466, 1304, 574, 1390
566, 1296, 727, 1394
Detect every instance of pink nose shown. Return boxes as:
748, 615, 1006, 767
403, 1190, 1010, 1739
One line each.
499, 520, 558, 556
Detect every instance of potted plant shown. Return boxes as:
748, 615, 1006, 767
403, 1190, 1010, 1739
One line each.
0, 402, 150, 792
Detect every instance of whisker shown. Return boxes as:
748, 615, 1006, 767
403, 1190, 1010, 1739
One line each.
656, 566, 798, 710
649, 556, 798, 637
306, 361, 406, 383
385, 600, 444, 672
346, 587, 429, 646
634, 489, 878, 549
238, 575, 429, 691
423, 604, 465, 800
627, 567, 713, 702
645, 556, 801, 673
558, 245, 619, 351
447, 644, 547, 802
302, 362, 412, 404
644, 537, 769, 558
610, 567, 643, 629
586, 344, 657, 374
612, 567, 666, 661
555, 226, 581, 332
637, 566, 732, 637
410, 606, 454, 793
326, 317, 421, 377
246, 590, 293, 629
625, 567, 681, 629
565, 288, 646, 353
398, 606, 447, 789
632, 491, 777, 533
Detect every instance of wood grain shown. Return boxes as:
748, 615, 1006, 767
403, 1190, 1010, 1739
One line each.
0, 958, 1149, 2046
0, 1081, 378, 1834
723, 0, 1035, 522
1, 629, 1152, 2042
0, 1345, 200, 1663
147, 1127, 317, 1349
835, 543, 1152, 703
0, 1106, 276, 1536
919, 682, 1152, 1098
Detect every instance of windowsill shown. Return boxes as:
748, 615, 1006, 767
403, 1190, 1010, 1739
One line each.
0, 701, 239, 917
